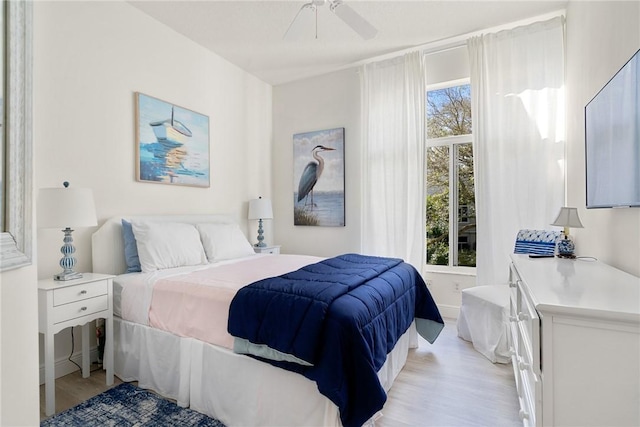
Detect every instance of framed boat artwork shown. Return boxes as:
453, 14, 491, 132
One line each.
135, 93, 210, 187
293, 127, 345, 227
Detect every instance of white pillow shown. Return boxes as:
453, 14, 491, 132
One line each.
196, 223, 255, 262
131, 221, 208, 272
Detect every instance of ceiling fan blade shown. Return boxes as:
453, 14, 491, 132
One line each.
284, 3, 316, 40
330, 1, 377, 40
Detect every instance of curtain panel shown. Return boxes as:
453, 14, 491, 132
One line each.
468, 16, 566, 286
360, 52, 426, 269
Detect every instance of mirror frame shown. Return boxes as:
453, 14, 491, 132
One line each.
1, 0, 32, 271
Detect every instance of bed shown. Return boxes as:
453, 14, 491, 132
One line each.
92, 214, 444, 427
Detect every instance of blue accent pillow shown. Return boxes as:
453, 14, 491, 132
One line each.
121, 219, 141, 273
513, 229, 561, 255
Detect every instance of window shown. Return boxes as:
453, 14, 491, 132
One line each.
426, 82, 475, 267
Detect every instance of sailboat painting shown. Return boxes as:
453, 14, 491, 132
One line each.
135, 93, 210, 187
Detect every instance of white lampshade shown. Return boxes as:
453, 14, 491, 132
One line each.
551, 207, 584, 229
248, 198, 273, 220
38, 186, 98, 229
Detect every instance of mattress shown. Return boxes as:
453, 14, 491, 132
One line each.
113, 264, 211, 322
114, 254, 323, 349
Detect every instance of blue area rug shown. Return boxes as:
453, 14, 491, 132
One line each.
41, 383, 225, 426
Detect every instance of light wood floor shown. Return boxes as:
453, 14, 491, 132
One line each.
377, 320, 520, 426
39, 365, 124, 420
40, 319, 520, 426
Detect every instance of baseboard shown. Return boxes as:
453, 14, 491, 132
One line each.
437, 303, 459, 320
39, 346, 100, 385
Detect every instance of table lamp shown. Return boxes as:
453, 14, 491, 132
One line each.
248, 197, 273, 248
38, 182, 98, 280
551, 207, 584, 259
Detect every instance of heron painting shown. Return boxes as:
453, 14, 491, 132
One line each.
293, 128, 345, 227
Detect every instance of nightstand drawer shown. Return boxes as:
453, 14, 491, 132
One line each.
52, 295, 109, 324
53, 280, 108, 306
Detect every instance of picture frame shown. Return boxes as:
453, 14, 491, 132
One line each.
1, 1, 33, 271
135, 92, 210, 187
293, 127, 345, 227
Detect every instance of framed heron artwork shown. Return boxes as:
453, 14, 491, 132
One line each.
293, 127, 345, 227
135, 92, 210, 187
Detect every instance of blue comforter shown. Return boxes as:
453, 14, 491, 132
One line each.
227, 254, 444, 427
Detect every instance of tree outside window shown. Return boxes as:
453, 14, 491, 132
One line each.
426, 84, 476, 267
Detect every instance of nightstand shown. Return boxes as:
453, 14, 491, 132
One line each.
253, 245, 281, 254
38, 273, 115, 416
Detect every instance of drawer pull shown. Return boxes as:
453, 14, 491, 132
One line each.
509, 315, 517, 322
517, 312, 530, 321
519, 409, 529, 420
509, 281, 516, 288
518, 361, 531, 371
80, 290, 87, 295
80, 307, 87, 312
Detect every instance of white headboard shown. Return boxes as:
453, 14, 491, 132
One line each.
91, 214, 235, 275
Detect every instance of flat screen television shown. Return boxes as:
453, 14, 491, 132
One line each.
585, 48, 640, 209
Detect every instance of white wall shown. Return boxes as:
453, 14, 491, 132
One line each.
273, 69, 362, 257
1, 5, 39, 423
1, 264, 39, 426
33, 0, 272, 380
565, 1, 640, 276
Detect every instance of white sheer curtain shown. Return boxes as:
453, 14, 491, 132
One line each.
360, 52, 426, 268
469, 17, 566, 286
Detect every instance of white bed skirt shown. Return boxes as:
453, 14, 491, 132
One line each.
114, 317, 418, 426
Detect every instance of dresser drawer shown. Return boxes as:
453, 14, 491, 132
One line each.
53, 280, 108, 306
509, 296, 522, 395
511, 260, 542, 427
515, 280, 541, 375
518, 361, 540, 427
52, 295, 109, 324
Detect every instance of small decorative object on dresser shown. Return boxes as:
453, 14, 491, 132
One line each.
38, 273, 115, 416
550, 207, 584, 258
37, 182, 98, 281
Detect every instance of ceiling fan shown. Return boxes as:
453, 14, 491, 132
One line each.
284, 0, 378, 40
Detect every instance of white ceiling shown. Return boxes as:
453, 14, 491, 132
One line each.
129, 0, 567, 86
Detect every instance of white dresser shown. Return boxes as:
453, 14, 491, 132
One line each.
509, 254, 640, 427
